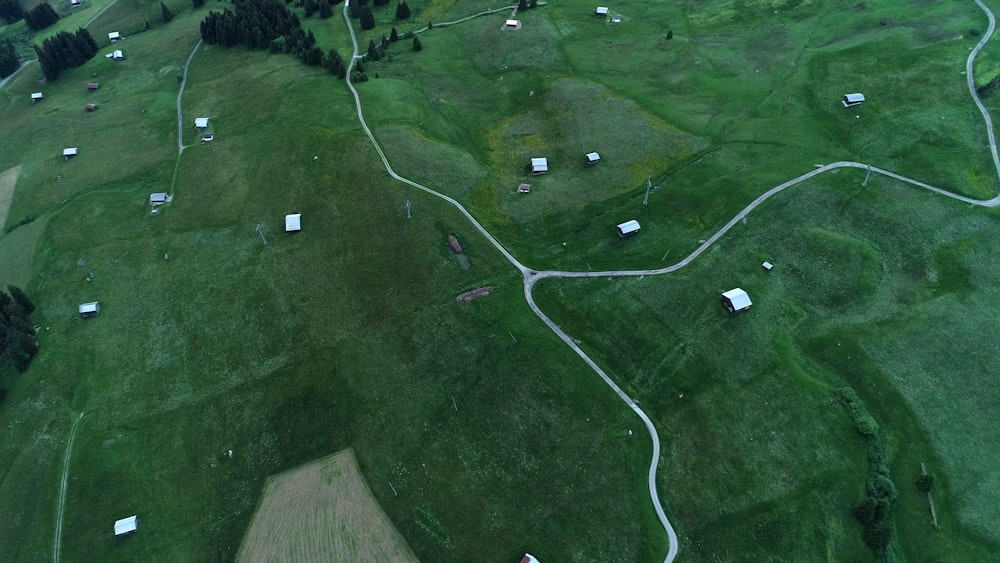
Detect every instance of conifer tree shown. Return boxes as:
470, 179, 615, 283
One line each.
394, 0, 409, 20
161, 2, 174, 23
412, 35, 421, 51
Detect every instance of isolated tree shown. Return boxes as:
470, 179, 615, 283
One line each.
366, 38, 378, 60
666, 30, 673, 40
161, 2, 174, 23
360, 6, 374, 29
517, 0, 526, 11
389, 26, 398, 41
6, 286, 34, 315
412, 35, 421, 51
394, 0, 409, 20
863, 522, 894, 552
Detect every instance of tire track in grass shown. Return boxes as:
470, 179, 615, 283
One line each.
341, 2, 1000, 562
53, 412, 85, 563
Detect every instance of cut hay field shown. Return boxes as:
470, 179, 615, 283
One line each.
2, 0, 1000, 561
0, 165, 19, 231
237, 449, 419, 563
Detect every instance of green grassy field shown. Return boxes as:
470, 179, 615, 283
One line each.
2, 0, 1000, 561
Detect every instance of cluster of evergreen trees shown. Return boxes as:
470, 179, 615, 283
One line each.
0, 0, 23, 25
201, 0, 350, 79
0, 286, 38, 373
34, 28, 99, 82
0, 39, 20, 79
24, 2, 59, 31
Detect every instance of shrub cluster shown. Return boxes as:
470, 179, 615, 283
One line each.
24, 2, 59, 31
0, 286, 38, 373
34, 28, 99, 82
836, 387, 898, 555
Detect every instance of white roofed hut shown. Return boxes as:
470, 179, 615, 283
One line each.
285, 213, 301, 232
530, 157, 548, 175
108, 31, 120, 42
843, 93, 865, 107
616, 220, 640, 237
112, 49, 124, 61
721, 288, 752, 313
79, 301, 100, 317
150, 192, 167, 205
595, 6, 609, 17
31, 92, 44, 102
63, 147, 78, 159
585, 151, 601, 165
194, 117, 210, 129
114, 515, 137, 536
505, 19, 519, 29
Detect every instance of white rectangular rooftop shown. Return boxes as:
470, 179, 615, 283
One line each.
531, 157, 548, 174
285, 213, 301, 232
595, 6, 609, 15
843, 93, 865, 106
63, 147, 78, 157
722, 288, 752, 312
616, 219, 640, 236
586, 151, 601, 163
194, 117, 210, 129
114, 515, 137, 536
31, 92, 43, 100
108, 31, 120, 41
112, 49, 124, 60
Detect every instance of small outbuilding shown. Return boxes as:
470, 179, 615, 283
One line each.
505, 19, 518, 29
194, 117, 210, 129
63, 147, 79, 159
616, 219, 640, 237
112, 50, 124, 61
585, 151, 601, 165
595, 6, 609, 17
530, 157, 548, 175
79, 301, 100, 317
86, 103, 98, 112
285, 213, 302, 232
842, 93, 865, 107
31, 92, 44, 102
721, 288, 752, 313
71, 0, 82, 7
517, 183, 531, 193
114, 515, 137, 536
150, 192, 167, 205
762, 261, 773, 271
108, 31, 120, 42
611, 14, 622, 23
87, 82, 100, 91
201, 133, 214, 143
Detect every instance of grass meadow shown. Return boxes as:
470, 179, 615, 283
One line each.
1, 0, 1000, 561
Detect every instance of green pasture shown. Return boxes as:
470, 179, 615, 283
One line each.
534, 171, 1000, 561
2, 0, 1000, 561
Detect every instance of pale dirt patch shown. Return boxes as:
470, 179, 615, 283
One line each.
237, 449, 419, 563
0, 165, 21, 232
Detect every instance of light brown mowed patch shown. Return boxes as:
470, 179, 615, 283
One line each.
0, 165, 21, 232
237, 449, 419, 563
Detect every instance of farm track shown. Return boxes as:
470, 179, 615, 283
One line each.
342, 1, 1000, 561
52, 412, 84, 563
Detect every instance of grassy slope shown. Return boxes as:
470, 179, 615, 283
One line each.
534, 172, 1000, 561
1, 0, 1000, 561
0, 8, 664, 563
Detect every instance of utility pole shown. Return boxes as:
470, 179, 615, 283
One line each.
405, 200, 412, 219
862, 164, 872, 187
643, 179, 652, 206
256, 224, 268, 246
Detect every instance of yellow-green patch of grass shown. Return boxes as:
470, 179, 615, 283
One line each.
0, 213, 48, 289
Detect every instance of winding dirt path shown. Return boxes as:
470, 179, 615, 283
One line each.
176, 39, 203, 154
345, 1, 1000, 561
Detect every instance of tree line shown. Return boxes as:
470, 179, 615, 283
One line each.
24, 2, 60, 31
0, 39, 19, 78
34, 27, 99, 82
0, 286, 38, 373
